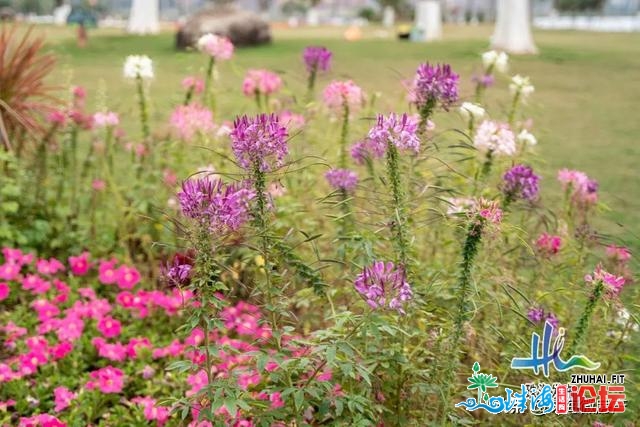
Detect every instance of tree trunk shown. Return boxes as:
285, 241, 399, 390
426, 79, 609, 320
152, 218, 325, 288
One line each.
491, 0, 537, 54
128, 0, 159, 35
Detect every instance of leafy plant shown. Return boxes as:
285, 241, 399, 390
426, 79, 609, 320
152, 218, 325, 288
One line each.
0, 25, 59, 153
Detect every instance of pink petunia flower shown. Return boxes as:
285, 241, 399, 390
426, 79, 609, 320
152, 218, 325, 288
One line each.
116, 265, 141, 289
86, 366, 125, 393
68, 252, 91, 276
53, 386, 77, 412
97, 316, 122, 338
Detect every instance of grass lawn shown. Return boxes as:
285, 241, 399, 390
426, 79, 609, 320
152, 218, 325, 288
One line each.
32, 23, 640, 253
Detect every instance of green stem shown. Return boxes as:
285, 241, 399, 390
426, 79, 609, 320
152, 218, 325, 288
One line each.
306, 67, 317, 102
203, 57, 216, 112
385, 141, 410, 268
508, 91, 521, 126
568, 281, 605, 355
339, 103, 350, 169
136, 76, 150, 142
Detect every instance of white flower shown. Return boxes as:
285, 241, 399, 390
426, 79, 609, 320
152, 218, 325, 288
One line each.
123, 55, 154, 80
615, 308, 639, 331
473, 120, 516, 157
459, 102, 485, 122
481, 50, 509, 73
509, 75, 534, 99
445, 197, 476, 216
517, 129, 537, 146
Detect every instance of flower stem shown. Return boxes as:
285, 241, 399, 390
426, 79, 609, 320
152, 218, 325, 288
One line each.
136, 75, 150, 142
203, 57, 216, 112
339, 103, 350, 169
306, 66, 317, 102
385, 141, 410, 268
568, 280, 604, 355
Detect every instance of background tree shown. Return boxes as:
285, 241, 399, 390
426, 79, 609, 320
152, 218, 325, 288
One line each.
555, 0, 605, 12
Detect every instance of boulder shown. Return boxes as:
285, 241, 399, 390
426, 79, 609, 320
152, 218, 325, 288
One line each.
176, 5, 272, 50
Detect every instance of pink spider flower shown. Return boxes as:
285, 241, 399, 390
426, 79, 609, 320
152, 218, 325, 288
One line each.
242, 69, 282, 97
536, 233, 562, 256
585, 264, 626, 297
169, 104, 214, 141
322, 80, 364, 113
197, 33, 234, 60
182, 76, 205, 94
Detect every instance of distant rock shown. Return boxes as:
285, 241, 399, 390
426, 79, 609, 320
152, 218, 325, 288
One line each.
0, 6, 15, 22
176, 5, 271, 50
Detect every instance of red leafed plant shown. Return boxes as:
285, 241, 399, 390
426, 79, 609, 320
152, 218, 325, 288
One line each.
0, 25, 59, 153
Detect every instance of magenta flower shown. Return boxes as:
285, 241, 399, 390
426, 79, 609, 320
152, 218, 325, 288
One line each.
474, 198, 503, 225
322, 80, 365, 113
68, 252, 90, 276
303, 46, 332, 73
98, 259, 118, 285
116, 265, 141, 290
177, 177, 254, 232
367, 113, 420, 153
230, 114, 289, 172
408, 63, 459, 111
536, 233, 562, 256
47, 110, 67, 126
169, 104, 214, 141
325, 169, 358, 193
0, 282, 8, 301
97, 316, 122, 338
354, 261, 413, 314
163, 259, 192, 286
242, 69, 282, 97
86, 366, 125, 393
53, 386, 77, 412
502, 164, 540, 202
585, 264, 626, 297
527, 307, 544, 323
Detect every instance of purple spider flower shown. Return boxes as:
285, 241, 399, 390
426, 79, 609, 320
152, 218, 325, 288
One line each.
163, 258, 192, 287
230, 114, 289, 172
350, 139, 385, 165
367, 113, 420, 153
408, 63, 459, 111
177, 177, 254, 233
325, 169, 358, 193
303, 46, 332, 73
471, 74, 495, 88
354, 261, 413, 314
527, 307, 545, 324
502, 164, 540, 203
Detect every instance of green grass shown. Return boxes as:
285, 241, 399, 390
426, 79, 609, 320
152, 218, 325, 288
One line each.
39, 24, 640, 252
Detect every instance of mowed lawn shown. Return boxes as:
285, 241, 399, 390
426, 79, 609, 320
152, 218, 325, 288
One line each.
33, 23, 640, 253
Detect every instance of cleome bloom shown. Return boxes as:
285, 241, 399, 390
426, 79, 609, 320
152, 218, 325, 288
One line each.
459, 102, 485, 122
585, 264, 626, 297
536, 233, 562, 256
354, 261, 413, 314
123, 55, 154, 80
501, 164, 540, 203
325, 169, 358, 193
169, 104, 214, 141
509, 75, 535, 99
230, 114, 289, 172
242, 69, 282, 97
557, 168, 598, 207
322, 80, 365, 113
93, 111, 120, 128
481, 50, 509, 74
196, 33, 234, 60
303, 46, 332, 73
408, 63, 459, 111
177, 177, 254, 233
181, 76, 205, 94
473, 120, 516, 157
474, 198, 503, 225
367, 113, 420, 153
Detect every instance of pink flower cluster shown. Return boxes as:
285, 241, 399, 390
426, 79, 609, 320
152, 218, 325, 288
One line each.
585, 264, 626, 297
325, 169, 359, 193
475, 198, 503, 225
93, 111, 120, 128
322, 80, 365, 113
473, 120, 516, 157
170, 104, 215, 141
242, 69, 282, 97
367, 113, 420, 153
536, 233, 562, 256
557, 169, 598, 207
182, 76, 205, 94
197, 33, 234, 60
